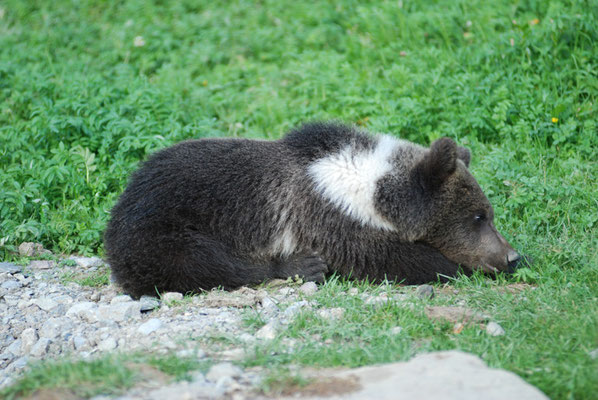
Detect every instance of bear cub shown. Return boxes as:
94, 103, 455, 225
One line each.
104, 122, 525, 297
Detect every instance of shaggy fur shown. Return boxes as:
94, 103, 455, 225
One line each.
105, 122, 521, 297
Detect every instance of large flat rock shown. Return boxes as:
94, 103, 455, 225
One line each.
275, 351, 547, 400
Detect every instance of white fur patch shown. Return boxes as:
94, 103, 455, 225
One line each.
270, 226, 297, 257
308, 135, 399, 231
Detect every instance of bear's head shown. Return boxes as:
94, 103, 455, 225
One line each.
377, 137, 525, 274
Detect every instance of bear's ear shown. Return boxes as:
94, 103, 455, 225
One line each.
414, 137, 458, 190
457, 146, 471, 168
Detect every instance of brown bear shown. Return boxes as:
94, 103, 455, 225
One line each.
104, 122, 525, 297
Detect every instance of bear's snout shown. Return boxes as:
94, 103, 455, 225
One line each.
506, 254, 533, 273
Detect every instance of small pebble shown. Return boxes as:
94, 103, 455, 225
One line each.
486, 321, 506, 336
256, 321, 279, 340
137, 318, 162, 335
415, 285, 435, 300
299, 282, 318, 296
206, 362, 243, 382
162, 292, 183, 303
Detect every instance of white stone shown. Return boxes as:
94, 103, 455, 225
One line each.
162, 292, 183, 303
390, 326, 403, 335
40, 317, 70, 339
29, 260, 53, 270
1, 280, 22, 290
69, 256, 104, 268
260, 297, 279, 314
206, 362, 243, 382
6, 339, 22, 357
98, 337, 117, 351
52, 294, 74, 305
139, 295, 161, 311
138, 318, 162, 335
256, 321, 280, 340
18, 242, 48, 257
299, 282, 318, 296
284, 300, 310, 319
318, 307, 345, 320
275, 351, 548, 400
365, 294, 391, 306
32, 297, 58, 311
486, 322, 506, 336
73, 336, 87, 350
66, 301, 98, 318
110, 295, 133, 304
348, 288, 359, 296
97, 302, 141, 322
20, 328, 38, 353
0, 262, 21, 274
30, 338, 51, 357
278, 287, 294, 296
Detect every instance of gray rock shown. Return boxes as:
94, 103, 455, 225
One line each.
29, 260, 54, 270
69, 256, 104, 269
1, 280, 22, 290
73, 336, 88, 350
137, 318, 162, 335
390, 326, 403, 335
260, 296, 279, 314
40, 317, 71, 339
162, 292, 183, 303
256, 320, 280, 340
284, 300, 310, 318
6, 339, 22, 357
348, 287, 359, 296
144, 380, 225, 400
206, 362, 243, 382
52, 294, 74, 305
486, 322, 506, 336
110, 295, 133, 304
364, 293, 391, 306
32, 297, 58, 311
318, 307, 345, 320
20, 328, 38, 353
30, 338, 51, 357
18, 242, 50, 257
416, 284, 435, 300
0, 262, 21, 274
299, 282, 318, 296
139, 295, 161, 312
66, 302, 98, 322
97, 302, 141, 322
98, 337, 117, 351
276, 351, 548, 400
12, 356, 29, 369
278, 287, 294, 296
588, 348, 598, 360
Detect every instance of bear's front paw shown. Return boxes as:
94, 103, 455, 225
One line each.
278, 254, 329, 283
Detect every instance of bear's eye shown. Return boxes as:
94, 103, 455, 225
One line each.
474, 213, 486, 223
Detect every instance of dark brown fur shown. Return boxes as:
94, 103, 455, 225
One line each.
105, 122, 522, 297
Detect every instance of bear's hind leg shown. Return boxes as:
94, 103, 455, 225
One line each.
275, 253, 329, 283
153, 234, 328, 294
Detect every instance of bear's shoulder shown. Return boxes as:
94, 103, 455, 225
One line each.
281, 121, 373, 161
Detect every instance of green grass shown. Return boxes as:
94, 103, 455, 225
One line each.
0, 352, 212, 400
60, 266, 111, 287
244, 276, 597, 398
0, 0, 596, 399
0, 355, 137, 400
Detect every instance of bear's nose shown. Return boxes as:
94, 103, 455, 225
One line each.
506, 251, 521, 273
507, 251, 520, 263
